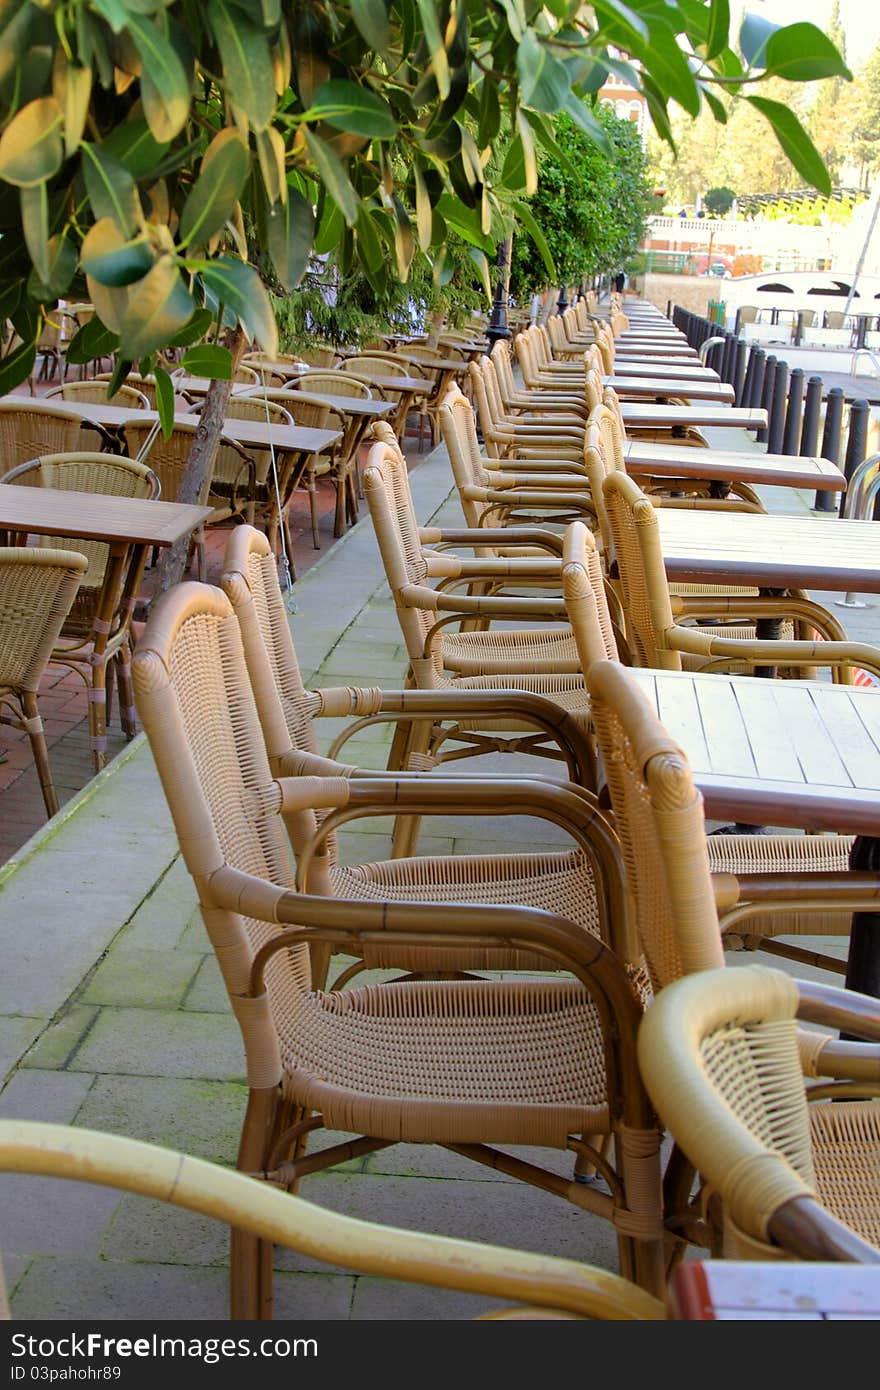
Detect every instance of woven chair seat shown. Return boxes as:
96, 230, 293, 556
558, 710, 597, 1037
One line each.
283, 976, 608, 1146
443, 671, 589, 732
442, 625, 580, 675
707, 833, 855, 939
811, 1101, 880, 1250
332, 848, 600, 972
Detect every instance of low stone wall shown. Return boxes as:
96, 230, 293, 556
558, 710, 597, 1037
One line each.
634, 274, 721, 318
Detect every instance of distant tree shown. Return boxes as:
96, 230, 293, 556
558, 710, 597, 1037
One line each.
704, 187, 736, 216
840, 42, 880, 186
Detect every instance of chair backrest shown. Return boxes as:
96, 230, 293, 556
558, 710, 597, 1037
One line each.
584, 659, 724, 990
584, 367, 603, 412
594, 324, 615, 373
467, 359, 504, 457
583, 407, 626, 555
437, 384, 497, 529
46, 381, 150, 410
132, 582, 312, 1069
362, 433, 440, 681
0, 453, 159, 621
489, 341, 518, 404
737, 305, 759, 326
223, 397, 294, 427
123, 420, 213, 505
638, 964, 817, 1255
824, 310, 846, 329
0, 546, 88, 691
602, 471, 679, 670
290, 373, 371, 400
0, 400, 83, 471
560, 522, 619, 668
95, 372, 163, 406
513, 330, 542, 388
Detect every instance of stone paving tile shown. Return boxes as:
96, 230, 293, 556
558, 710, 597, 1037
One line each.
71, 1008, 243, 1080
75, 1076, 248, 1164
182, 956, 229, 1014
0, 1175, 122, 1258
0, 1068, 93, 1122
81, 948, 206, 1009
11, 1257, 236, 1321
0, 1018, 45, 1083
20, 1006, 99, 1071
349, 1275, 507, 1321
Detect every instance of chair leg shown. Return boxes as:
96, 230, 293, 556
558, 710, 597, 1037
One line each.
230, 1088, 278, 1320
307, 475, 321, 549
88, 658, 108, 773
21, 691, 58, 818
105, 655, 117, 728
116, 644, 138, 740
332, 472, 346, 538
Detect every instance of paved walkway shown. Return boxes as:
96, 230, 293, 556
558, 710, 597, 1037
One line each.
0, 428, 868, 1320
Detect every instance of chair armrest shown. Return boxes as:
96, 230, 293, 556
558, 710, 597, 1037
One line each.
418, 526, 565, 554
424, 554, 563, 580
667, 625, 880, 678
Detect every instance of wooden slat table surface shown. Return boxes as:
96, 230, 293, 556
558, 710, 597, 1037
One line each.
619, 403, 766, 430
233, 388, 395, 420
610, 361, 721, 382
627, 667, 880, 834
56, 400, 341, 457
671, 1262, 880, 1320
606, 375, 735, 403
0, 484, 211, 547
614, 345, 699, 359
624, 441, 846, 492
656, 509, 880, 591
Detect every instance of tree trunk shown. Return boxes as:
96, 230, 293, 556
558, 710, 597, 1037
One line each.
151, 324, 247, 602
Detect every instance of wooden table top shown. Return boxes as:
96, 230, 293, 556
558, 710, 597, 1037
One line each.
671, 1261, 880, 1320
237, 388, 395, 419
0, 484, 211, 548
60, 401, 341, 455
607, 376, 735, 403
614, 344, 699, 358
620, 403, 766, 429
610, 362, 720, 382
628, 667, 880, 834
624, 441, 846, 491
656, 509, 880, 591
341, 372, 428, 394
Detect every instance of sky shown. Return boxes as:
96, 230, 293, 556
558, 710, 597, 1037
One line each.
744, 0, 880, 68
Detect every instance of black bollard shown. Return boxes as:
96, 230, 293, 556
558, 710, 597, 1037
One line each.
802, 376, 827, 508
840, 398, 870, 518
782, 367, 804, 455
757, 354, 777, 444
816, 387, 844, 510
721, 331, 736, 385
732, 338, 748, 405
766, 359, 789, 454
747, 346, 766, 410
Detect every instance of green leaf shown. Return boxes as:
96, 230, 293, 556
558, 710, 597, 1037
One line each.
82, 143, 142, 237
497, 0, 526, 42
591, 0, 649, 49
0, 336, 36, 395
415, 0, 450, 100
309, 79, 397, 138
209, 1, 276, 132
434, 193, 493, 250
413, 165, 432, 252
118, 256, 195, 359
180, 344, 233, 379
0, 96, 62, 187
303, 129, 358, 227
391, 196, 414, 280
644, 21, 700, 115
90, 0, 130, 33
255, 126, 286, 206
126, 14, 191, 141
467, 246, 492, 302
154, 363, 176, 439
517, 32, 570, 112
739, 12, 779, 68
106, 356, 134, 400
477, 77, 501, 146
564, 95, 612, 153
526, 111, 579, 180
501, 133, 527, 191
356, 205, 383, 273
350, 0, 391, 52
512, 198, 556, 280
81, 218, 155, 287
65, 315, 120, 366
746, 96, 831, 194
52, 59, 92, 159
763, 23, 851, 81
101, 119, 170, 179
314, 192, 343, 255
199, 256, 278, 355
705, 0, 730, 61
180, 130, 250, 249
703, 87, 728, 124
27, 233, 77, 301
165, 307, 215, 349
19, 183, 49, 285
266, 188, 314, 291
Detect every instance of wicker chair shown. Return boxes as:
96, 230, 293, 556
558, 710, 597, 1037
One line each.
638, 965, 880, 1263
602, 470, 880, 679
132, 580, 667, 1316
439, 384, 595, 542
45, 381, 151, 410
221, 522, 612, 971
0, 399, 87, 471
585, 659, 880, 1260
561, 522, 858, 966
93, 372, 193, 409
469, 357, 586, 461
0, 1119, 664, 1320
494, 339, 600, 417
340, 356, 428, 440
0, 547, 88, 815
1, 453, 160, 767
188, 394, 295, 531
123, 419, 240, 580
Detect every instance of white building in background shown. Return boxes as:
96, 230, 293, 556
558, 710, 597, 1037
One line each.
597, 71, 649, 146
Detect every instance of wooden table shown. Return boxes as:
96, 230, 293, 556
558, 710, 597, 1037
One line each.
614, 345, 699, 360
624, 441, 846, 493
611, 361, 721, 382
656, 509, 880, 592
618, 403, 766, 432
0, 485, 210, 770
606, 375, 735, 404
336, 371, 429, 438
670, 1261, 880, 1319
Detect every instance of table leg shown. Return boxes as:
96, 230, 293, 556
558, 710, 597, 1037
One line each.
754, 586, 784, 679
844, 835, 880, 1000
88, 542, 129, 772
116, 543, 149, 739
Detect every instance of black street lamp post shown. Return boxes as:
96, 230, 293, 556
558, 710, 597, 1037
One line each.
486, 236, 512, 348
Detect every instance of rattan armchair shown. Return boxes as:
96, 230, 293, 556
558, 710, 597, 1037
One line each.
603, 470, 880, 681
562, 524, 857, 965
639, 965, 880, 1262
0, 1119, 664, 1319
1, 453, 160, 765
132, 580, 667, 1316
0, 546, 88, 816
45, 380, 151, 410
222, 521, 613, 963
239, 388, 353, 544
469, 358, 586, 461
0, 398, 89, 470
585, 660, 880, 1258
